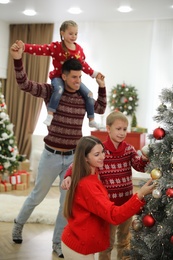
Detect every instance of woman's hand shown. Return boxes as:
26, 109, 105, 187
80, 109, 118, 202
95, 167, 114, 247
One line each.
137, 179, 156, 200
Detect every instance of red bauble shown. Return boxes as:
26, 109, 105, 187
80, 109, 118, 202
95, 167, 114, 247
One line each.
170, 235, 173, 244
153, 127, 165, 140
142, 215, 155, 227
166, 188, 173, 198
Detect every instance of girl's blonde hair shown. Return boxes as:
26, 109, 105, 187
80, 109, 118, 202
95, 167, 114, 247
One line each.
106, 111, 128, 126
60, 20, 78, 53
63, 136, 104, 219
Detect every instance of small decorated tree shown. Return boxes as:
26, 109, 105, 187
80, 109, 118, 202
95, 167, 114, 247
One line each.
0, 82, 19, 177
109, 82, 138, 116
131, 113, 137, 128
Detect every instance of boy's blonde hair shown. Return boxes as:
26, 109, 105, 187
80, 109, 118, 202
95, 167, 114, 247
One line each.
106, 111, 128, 126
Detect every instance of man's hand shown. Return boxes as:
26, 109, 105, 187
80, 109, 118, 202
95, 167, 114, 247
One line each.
10, 41, 23, 60
96, 73, 105, 88
61, 176, 72, 190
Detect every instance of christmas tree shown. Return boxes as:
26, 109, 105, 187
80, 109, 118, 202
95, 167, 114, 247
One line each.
0, 82, 19, 177
124, 86, 173, 259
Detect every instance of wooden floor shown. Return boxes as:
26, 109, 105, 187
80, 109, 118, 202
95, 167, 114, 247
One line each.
0, 182, 139, 260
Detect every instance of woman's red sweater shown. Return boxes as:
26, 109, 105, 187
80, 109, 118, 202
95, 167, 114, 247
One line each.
61, 173, 145, 255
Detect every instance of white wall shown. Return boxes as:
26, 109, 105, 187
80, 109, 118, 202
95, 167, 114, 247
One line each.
2, 19, 173, 180
0, 21, 9, 78
52, 21, 153, 135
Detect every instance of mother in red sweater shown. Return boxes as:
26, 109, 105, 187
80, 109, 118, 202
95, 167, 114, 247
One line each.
61, 136, 155, 260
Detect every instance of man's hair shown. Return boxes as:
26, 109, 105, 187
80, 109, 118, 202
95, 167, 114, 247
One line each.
62, 59, 82, 74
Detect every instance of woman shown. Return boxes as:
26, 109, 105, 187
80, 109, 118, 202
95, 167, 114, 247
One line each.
61, 136, 155, 260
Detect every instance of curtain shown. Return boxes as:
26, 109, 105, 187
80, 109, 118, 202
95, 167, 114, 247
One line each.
4, 24, 54, 158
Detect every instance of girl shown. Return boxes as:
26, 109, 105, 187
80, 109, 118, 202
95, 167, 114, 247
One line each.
61, 136, 155, 260
17, 20, 104, 127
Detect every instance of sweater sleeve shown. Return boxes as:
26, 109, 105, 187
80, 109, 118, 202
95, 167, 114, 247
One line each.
78, 179, 145, 225
13, 59, 52, 102
24, 42, 54, 57
93, 87, 107, 115
64, 163, 73, 178
130, 145, 148, 172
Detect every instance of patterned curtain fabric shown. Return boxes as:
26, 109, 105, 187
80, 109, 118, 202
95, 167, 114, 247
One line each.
4, 23, 54, 158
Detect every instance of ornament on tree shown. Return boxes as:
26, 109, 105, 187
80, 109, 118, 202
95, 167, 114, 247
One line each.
141, 145, 150, 157
142, 214, 155, 227
166, 188, 173, 198
153, 127, 165, 140
170, 236, 173, 244
132, 219, 143, 231
150, 169, 162, 180
152, 188, 162, 199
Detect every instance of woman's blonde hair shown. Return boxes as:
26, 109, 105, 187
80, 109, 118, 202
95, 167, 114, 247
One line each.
63, 136, 104, 219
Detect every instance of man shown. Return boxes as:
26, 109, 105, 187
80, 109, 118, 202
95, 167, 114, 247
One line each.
10, 42, 107, 258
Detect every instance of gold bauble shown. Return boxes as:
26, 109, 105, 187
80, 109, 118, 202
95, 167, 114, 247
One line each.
150, 169, 162, 180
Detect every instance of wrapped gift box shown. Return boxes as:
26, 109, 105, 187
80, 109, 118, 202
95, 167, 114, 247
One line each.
10, 171, 31, 189
16, 183, 27, 190
18, 159, 30, 171
0, 182, 12, 192
131, 127, 148, 133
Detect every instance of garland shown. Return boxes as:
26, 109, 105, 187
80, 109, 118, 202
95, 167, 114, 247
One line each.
109, 82, 138, 116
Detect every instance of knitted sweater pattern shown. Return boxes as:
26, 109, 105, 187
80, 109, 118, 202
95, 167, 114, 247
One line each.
13, 59, 106, 149
99, 135, 148, 205
25, 42, 96, 79
61, 173, 145, 255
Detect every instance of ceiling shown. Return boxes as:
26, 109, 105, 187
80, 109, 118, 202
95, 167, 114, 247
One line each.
0, 0, 173, 24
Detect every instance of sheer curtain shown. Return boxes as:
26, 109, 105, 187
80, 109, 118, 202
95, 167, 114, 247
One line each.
146, 20, 173, 132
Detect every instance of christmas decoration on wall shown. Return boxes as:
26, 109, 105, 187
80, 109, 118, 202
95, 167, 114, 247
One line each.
123, 85, 173, 259
0, 81, 19, 176
109, 82, 138, 116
